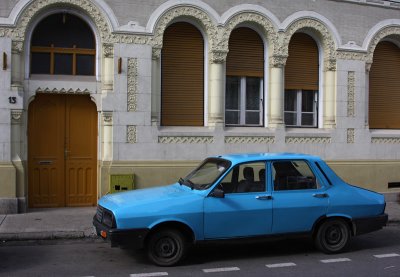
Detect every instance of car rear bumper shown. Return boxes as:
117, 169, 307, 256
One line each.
353, 213, 388, 236
93, 216, 149, 249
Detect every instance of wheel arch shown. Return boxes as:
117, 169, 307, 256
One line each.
145, 220, 196, 245
312, 215, 355, 237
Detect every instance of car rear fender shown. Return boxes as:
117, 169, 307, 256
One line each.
312, 214, 355, 237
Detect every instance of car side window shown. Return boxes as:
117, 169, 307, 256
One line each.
272, 160, 320, 191
219, 162, 266, 193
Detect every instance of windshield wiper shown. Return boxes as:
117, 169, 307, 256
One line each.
178, 177, 195, 189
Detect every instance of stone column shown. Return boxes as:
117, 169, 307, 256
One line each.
151, 48, 162, 125
208, 50, 228, 127
102, 112, 113, 161
323, 60, 337, 128
102, 43, 114, 92
268, 55, 286, 128
11, 41, 23, 90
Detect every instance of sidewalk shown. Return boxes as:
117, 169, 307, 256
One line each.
0, 200, 399, 242
0, 207, 97, 241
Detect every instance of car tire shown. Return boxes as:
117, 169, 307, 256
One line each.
146, 229, 188, 266
315, 218, 351, 254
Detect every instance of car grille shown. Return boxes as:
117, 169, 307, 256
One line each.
96, 205, 115, 228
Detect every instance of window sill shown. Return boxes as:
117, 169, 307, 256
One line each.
29, 74, 96, 82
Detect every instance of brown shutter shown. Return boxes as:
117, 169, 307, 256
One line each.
226, 27, 264, 77
285, 33, 319, 90
161, 22, 204, 126
369, 41, 400, 129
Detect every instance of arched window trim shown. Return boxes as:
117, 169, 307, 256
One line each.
25, 8, 101, 81
160, 18, 209, 126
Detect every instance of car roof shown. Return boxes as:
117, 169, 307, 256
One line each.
214, 153, 322, 164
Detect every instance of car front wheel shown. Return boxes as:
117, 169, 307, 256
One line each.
146, 229, 188, 266
315, 218, 351, 254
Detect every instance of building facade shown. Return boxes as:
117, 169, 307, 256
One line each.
1, 0, 400, 213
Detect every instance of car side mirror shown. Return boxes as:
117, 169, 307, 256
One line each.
210, 188, 225, 198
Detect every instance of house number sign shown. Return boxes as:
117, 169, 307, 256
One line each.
8, 97, 16, 104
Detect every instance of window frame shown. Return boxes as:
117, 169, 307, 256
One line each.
225, 76, 264, 127
284, 89, 318, 128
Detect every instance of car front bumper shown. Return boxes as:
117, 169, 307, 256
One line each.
353, 213, 388, 236
93, 216, 149, 249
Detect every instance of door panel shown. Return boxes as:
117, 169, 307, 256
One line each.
28, 94, 97, 208
65, 95, 97, 206
28, 94, 65, 207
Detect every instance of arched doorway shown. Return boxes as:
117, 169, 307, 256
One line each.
28, 94, 98, 208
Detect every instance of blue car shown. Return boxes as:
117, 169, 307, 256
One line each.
93, 153, 388, 266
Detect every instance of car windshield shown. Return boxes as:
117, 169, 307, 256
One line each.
179, 158, 231, 190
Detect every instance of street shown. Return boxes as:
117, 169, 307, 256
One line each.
1, 225, 400, 277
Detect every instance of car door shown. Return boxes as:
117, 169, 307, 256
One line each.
203, 162, 273, 239
271, 160, 329, 234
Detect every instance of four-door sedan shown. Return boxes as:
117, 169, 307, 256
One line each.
93, 153, 388, 266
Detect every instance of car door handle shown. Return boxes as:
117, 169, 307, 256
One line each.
313, 193, 329, 198
256, 195, 273, 200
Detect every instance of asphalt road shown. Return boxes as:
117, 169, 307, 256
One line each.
1, 224, 400, 277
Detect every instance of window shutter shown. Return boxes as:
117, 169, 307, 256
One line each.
161, 22, 204, 126
369, 41, 400, 129
285, 33, 319, 90
226, 27, 264, 77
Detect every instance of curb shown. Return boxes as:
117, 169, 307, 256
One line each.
0, 230, 97, 242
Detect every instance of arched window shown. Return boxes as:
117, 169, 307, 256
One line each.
369, 41, 400, 129
161, 22, 204, 126
284, 33, 319, 128
30, 13, 95, 76
225, 27, 264, 126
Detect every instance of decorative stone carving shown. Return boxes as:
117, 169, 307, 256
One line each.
347, 71, 355, 117
102, 112, 113, 125
285, 136, 332, 144
0, 28, 12, 37
158, 136, 214, 144
282, 18, 337, 71
347, 128, 355, 144
36, 87, 91, 94
151, 6, 218, 56
11, 110, 23, 125
221, 12, 278, 59
11, 41, 23, 54
371, 137, 400, 144
336, 50, 367, 61
127, 125, 137, 143
103, 43, 114, 58
127, 58, 138, 112
225, 136, 275, 144
269, 55, 288, 68
366, 26, 400, 65
9, 0, 111, 43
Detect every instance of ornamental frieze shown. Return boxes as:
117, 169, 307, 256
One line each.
158, 136, 214, 144
36, 87, 91, 94
285, 136, 332, 144
225, 136, 275, 144
371, 137, 400, 144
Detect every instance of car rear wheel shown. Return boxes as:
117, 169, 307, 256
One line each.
315, 218, 351, 254
146, 229, 188, 266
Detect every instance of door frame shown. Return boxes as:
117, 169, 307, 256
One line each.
27, 93, 100, 208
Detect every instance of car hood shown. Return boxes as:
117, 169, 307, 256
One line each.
98, 183, 204, 211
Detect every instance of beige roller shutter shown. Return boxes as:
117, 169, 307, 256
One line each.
285, 33, 319, 90
226, 27, 264, 77
161, 22, 204, 126
369, 41, 400, 129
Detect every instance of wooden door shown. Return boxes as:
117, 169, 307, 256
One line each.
28, 94, 97, 208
